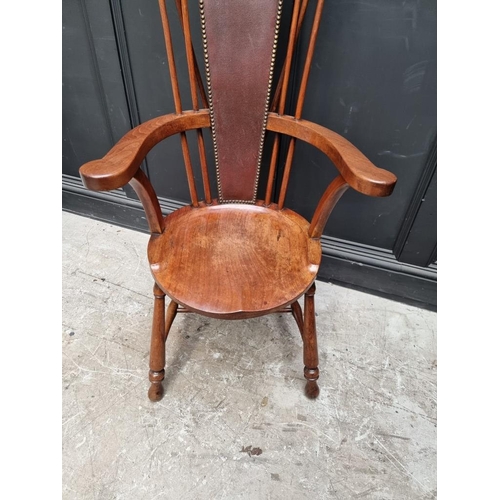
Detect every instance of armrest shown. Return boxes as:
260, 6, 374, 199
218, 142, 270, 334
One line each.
79, 110, 210, 191
266, 113, 397, 197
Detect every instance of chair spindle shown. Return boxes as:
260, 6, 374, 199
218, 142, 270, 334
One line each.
278, 0, 325, 209
180, 0, 212, 203
265, 0, 302, 205
158, 0, 199, 206
174, 0, 208, 108
270, 0, 310, 113
294, 0, 325, 120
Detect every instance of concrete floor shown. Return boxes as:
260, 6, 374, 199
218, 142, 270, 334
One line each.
62, 211, 437, 500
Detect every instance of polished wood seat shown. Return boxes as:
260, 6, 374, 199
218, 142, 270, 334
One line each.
148, 203, 321, 319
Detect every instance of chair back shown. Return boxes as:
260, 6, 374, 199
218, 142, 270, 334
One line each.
159, 0, 325, 206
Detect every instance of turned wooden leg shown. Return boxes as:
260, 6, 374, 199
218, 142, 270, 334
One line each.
303, 282, 320, 398
148, 283, 166, 401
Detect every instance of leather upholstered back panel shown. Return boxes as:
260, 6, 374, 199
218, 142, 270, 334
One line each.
201, 0, 282, 202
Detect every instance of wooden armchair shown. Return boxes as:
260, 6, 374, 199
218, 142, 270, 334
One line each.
79, 0, 396, 401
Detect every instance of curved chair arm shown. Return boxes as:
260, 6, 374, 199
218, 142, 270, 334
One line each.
267, 113, 397, 238
267, 113, 397, 197
80, 110, 210, 192
79, 110, 210, 234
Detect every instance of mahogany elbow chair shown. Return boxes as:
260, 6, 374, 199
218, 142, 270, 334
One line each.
79, 0, 397, 401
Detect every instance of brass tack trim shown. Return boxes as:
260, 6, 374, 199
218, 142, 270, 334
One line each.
253, 0, 284, 204
199, 0, 283, 204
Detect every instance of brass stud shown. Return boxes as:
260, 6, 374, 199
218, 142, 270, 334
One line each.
200, 0, 283, 204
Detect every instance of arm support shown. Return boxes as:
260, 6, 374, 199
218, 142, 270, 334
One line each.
79, 110, 210, 191
267, 113, 397, 197
308, 176, 349, 238
129, 169, 165, 234
79, 110, 210, 234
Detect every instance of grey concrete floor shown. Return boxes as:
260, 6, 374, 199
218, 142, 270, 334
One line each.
62, 211, 437, 500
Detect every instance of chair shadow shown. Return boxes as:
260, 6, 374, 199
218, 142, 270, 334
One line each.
160, 310, 303, 394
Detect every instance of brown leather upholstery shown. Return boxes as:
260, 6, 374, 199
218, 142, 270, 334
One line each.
202, 0, 281, 202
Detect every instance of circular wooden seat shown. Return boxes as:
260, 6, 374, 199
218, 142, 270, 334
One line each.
148, 203, 321, 318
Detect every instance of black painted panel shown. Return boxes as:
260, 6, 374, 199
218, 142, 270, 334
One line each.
399, 167, 437, 266
284, 0, 437, 250
62, 0, 130, 178
318, 255, 436, 311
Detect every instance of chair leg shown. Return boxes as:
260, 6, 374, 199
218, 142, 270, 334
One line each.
148, 283, 166, 401
303, 282, 320, 398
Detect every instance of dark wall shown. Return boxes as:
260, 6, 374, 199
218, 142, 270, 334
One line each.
62, 0, 436, 309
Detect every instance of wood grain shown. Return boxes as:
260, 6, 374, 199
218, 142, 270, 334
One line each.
303, 282, 319, 398
129, 169, 164, 235
267, 113, 397, 197
148, 202, 322, 319
309, 176, 349, 239
80, 110, 209, 192
148, 283, 166, 401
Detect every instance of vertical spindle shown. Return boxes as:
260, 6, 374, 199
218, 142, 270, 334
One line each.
158, 0, 199, 206
265, 0, 302, 206
180, 0, 212, 203
174, 0, 208, 108
278, 0, 325, 208
270, 0, 310, 113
